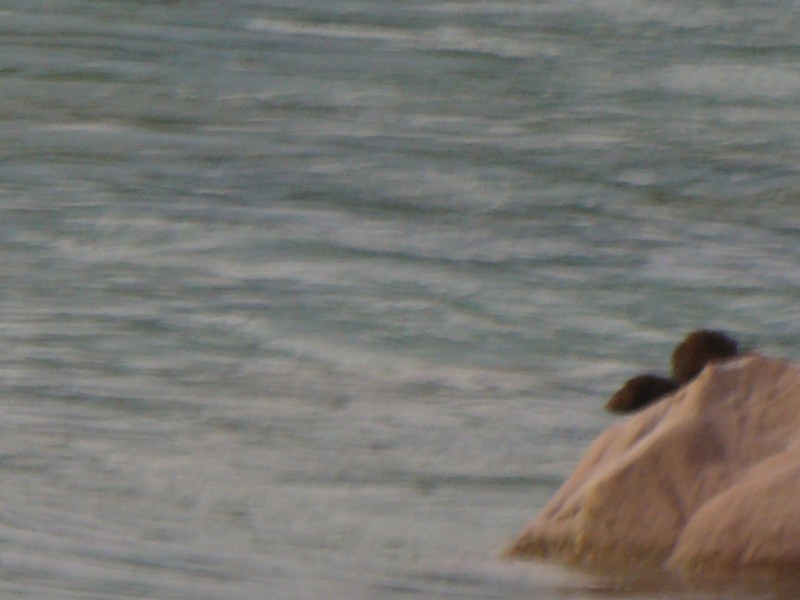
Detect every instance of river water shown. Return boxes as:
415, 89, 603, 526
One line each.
3, 2, 800, 598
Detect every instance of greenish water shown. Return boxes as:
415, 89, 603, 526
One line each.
2, 2, 800, 598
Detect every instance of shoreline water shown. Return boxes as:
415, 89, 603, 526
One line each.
3, 2, 800, 598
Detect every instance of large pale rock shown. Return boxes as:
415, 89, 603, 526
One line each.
506, 355, 800, 579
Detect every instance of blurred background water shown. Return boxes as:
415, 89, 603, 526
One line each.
2, 1, 800, 598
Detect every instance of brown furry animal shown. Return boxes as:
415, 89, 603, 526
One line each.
671, 330, 739, 385
605, 374, 680, 414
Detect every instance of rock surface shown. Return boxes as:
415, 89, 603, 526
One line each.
506, 355, 800, 581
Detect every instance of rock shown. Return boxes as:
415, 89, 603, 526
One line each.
506, 355, 800, 582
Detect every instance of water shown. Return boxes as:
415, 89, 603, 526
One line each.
2, 1, 800, 598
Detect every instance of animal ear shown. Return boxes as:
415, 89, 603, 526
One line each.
671, 330, 740, 384
605, 374, 678, 415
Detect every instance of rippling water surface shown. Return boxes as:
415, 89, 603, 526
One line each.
3, 2, 800, 598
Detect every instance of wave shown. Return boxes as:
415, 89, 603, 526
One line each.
658, 64, 800, 101
245, 17, 556, 59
